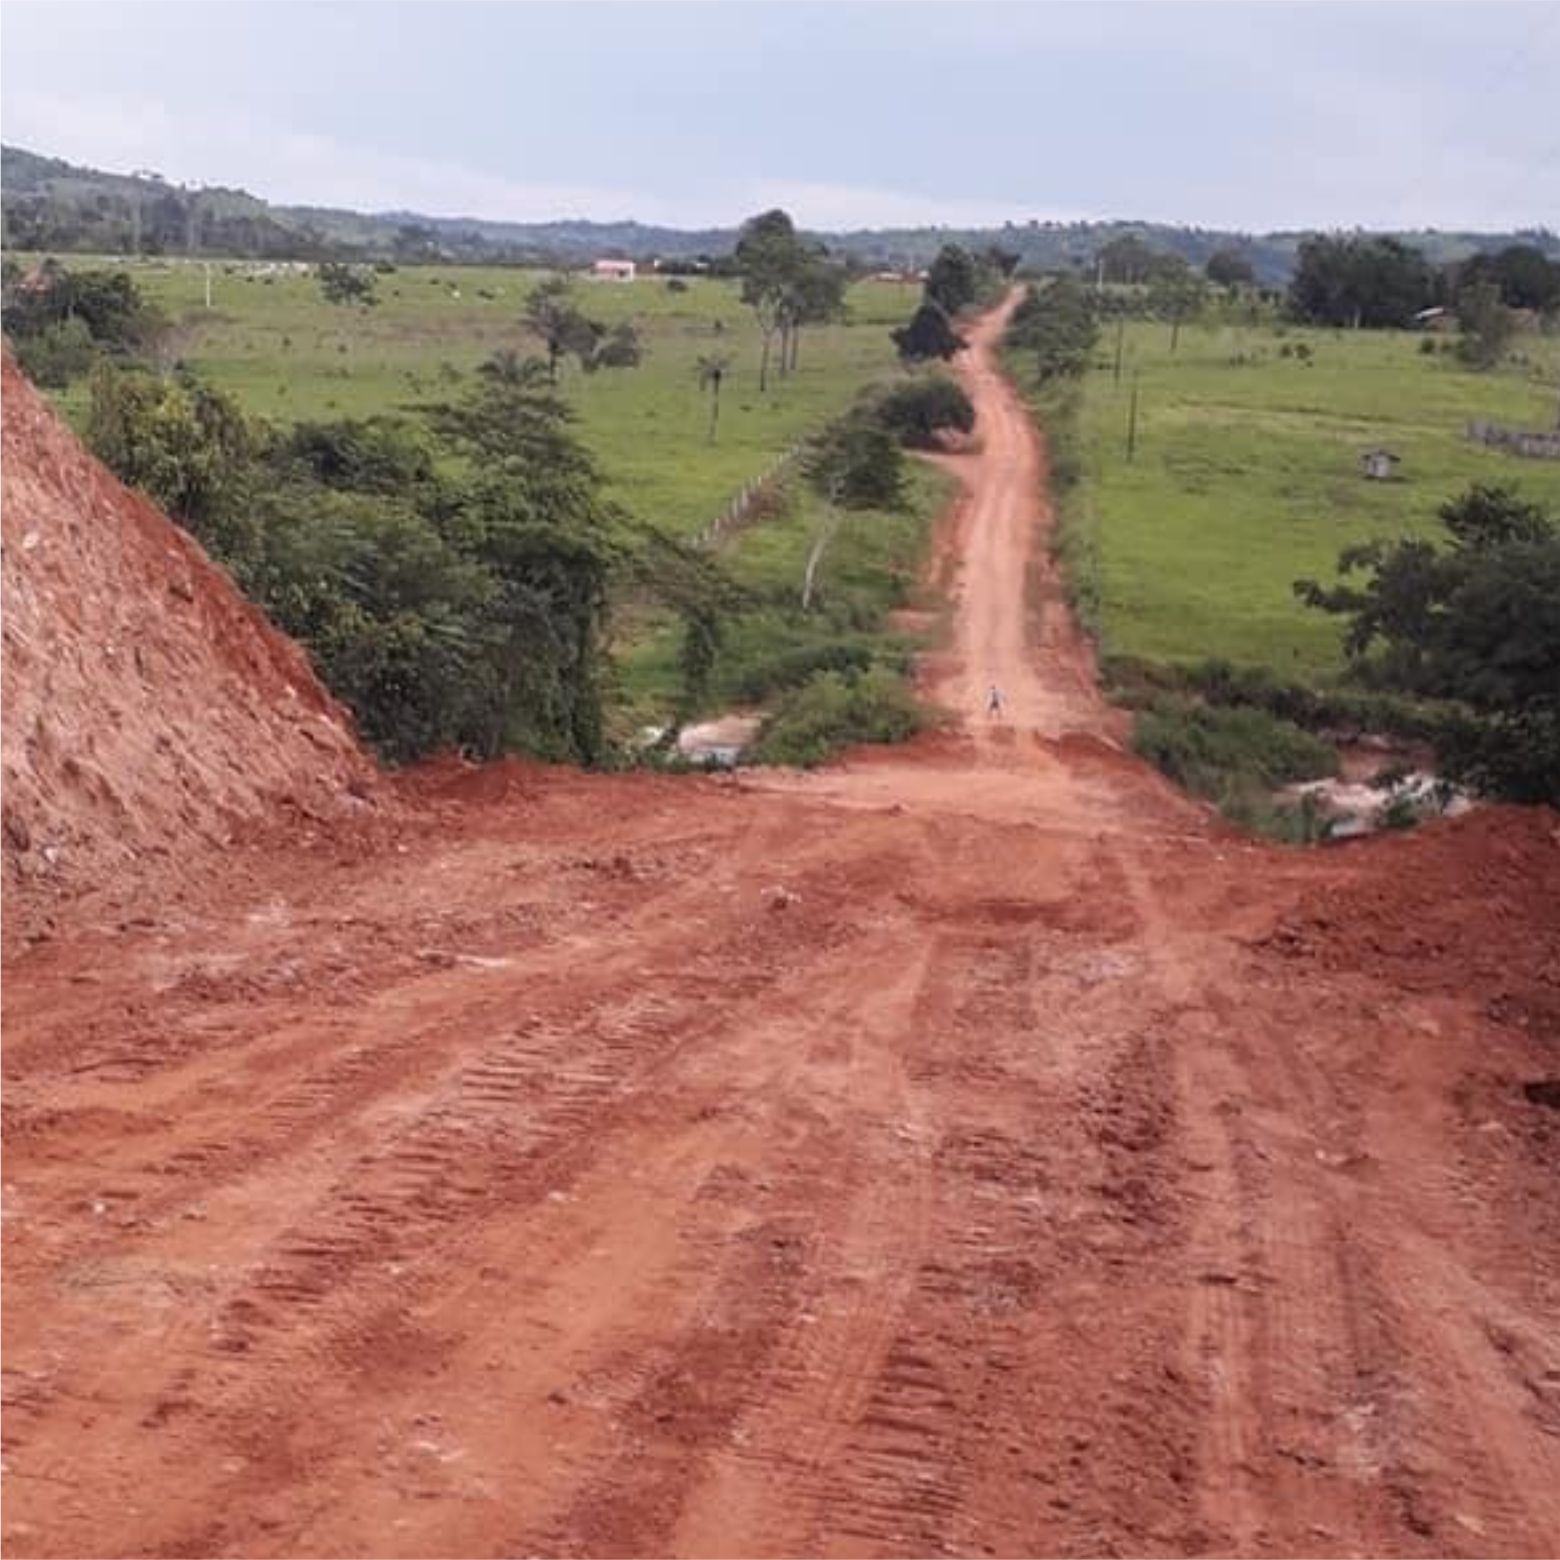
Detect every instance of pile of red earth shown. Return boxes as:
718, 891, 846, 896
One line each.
1264, 806, 1560, 1041
0, 352, 375, 948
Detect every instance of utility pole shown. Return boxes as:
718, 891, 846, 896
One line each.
204, 261, 213, 311
1113, 315, 1125, 387
1126, 370, 1141, 462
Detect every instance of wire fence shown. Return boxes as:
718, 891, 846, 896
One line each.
693, 441, 807, 550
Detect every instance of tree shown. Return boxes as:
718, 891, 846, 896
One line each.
735, 208, 804, 392
84, 362, 260, 569
874, 377, 976, 449
798, 408, 908, 617
316, 261, 378, 308
3, 265, 163, 386
12, 318, 97, 387
392, 223, 441, 263
806, 410, 906, 511
781, 251, 848, 373
423, 349, 597, 498
1095, 235, 1163, 285
795, 412, 904, 611
892, 300, 965, 362
924, 244, 979, 315
1146, 262, 1207, 353
520, 275, 602, 384
1288, 235, 1433, 328
981, 245, 1022, 279
584, 320, 643, 371
1455, 280, 1516, 369
1437, 483, 1552, 550
696, 351, 732, 443
1295, 485, 1560, 803
1205, 249, 1255, 289
279, 415, 438, 495
1458, 245, 1560, 313
1007, 275, 1099, 380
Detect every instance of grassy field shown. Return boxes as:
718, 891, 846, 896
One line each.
56, 256, 921, 540
1015, 315, 1560, 681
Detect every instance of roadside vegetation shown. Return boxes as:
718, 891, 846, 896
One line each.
1005, 239, 1560, 822
2, 222, 964, 768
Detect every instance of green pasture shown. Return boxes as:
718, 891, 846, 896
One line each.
64, 256, 920, 538
1019, 317, 1560, 680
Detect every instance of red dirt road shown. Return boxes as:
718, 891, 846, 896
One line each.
5, 300, 1560, 1559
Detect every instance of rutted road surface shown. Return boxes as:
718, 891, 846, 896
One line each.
5, 300, 1560, 1558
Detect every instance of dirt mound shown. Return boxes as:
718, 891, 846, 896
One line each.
1264, 806, 1560, 1040
1, 353, 375, 946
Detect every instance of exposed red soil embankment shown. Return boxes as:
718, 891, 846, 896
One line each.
1, 353, 374, 948
1266, 806, 1560, 1038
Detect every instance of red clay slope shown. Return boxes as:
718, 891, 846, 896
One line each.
1, 353, 374, 947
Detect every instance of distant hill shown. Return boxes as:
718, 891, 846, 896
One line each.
5, 145, 1557, 284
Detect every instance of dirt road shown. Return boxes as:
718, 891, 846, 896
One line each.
5, 299, 1560, 1559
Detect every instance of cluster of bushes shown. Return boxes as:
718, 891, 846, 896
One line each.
751, 665, 923, 767
1132, 698, 1337, 801
872, 377, 975, 450
1104, 656, 1449, 745
727, 635, 881, 704
1, 261, 164, 386
76, 354, 731, 766
1296, 484, 1560, 806
1008, 274, 1100, 383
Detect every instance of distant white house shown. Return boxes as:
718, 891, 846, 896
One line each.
591, 259, 636, 281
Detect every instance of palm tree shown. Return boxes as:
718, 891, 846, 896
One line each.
696, 352, 732, 444
478, 347, 546, 385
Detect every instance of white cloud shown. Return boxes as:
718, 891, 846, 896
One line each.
2, 88, 1083, 231
2, 90, 684, 224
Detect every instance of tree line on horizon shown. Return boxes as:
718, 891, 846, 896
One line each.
7, 145, 1558, 285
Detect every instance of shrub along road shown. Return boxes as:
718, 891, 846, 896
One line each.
4, 298, 1559, 1558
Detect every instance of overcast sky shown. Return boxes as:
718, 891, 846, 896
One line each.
3, 1, 1556, 232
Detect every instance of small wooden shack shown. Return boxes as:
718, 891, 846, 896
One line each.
1360, 448, 1401, 481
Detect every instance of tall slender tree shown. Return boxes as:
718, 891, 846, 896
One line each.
696, 351, 732, 443
735, 209, 803, 392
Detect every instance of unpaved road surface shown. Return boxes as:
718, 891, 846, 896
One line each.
5, 299, 1560, 1559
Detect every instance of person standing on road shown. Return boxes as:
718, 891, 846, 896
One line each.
986, 684, 1003, 719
